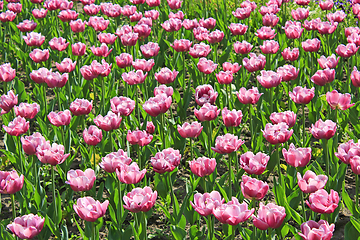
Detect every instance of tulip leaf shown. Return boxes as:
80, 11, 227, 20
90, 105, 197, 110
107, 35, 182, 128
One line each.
345, 221, 360, 239
171, 225, 187, 240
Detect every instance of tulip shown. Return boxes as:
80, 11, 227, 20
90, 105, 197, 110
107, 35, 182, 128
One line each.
123, 187, 157, 212
257, 70, 282, 88
32, 8, 48, 18
335, 140, 358, 164
347, 32, 360, 46
0, 63, 16, 83
14, 102, 40, 119
262, 13, 279, 27
154, 85, 173, 97
94, 111, 122, 131
162, 18, 182, 32
122, 70, 147, 85
69, 99, 92, 116
195, 103, 220, 122
83, 125, 102, 146
190, 191, 224, 216
222, 107, 242, 127
154, 67, 178, 84
213, 197, 254, 225
65, 169, 96, 192
259, 5, 280, 15
110, 96, 135, 116
45, 72, 69, 88
241, 175, 269, 200
21, 132, 46, 156
222, 62, 241, 73
151, 148, 181, 174
0, 11, 16, 22
56, 58, 76, 73
29, 49, 49, 63
183, 18, 199, 30
253, 203, 286, 230
255, 26, 276, 40
243, 53, 266, 72
189, 43, 211, 58
327, 10, 346, 22
36, 142, 69, 166
289, 86, 314, 104
335, 43, 359, 58
297, 170, 328, 194
86, 16, 109, 31
270, 111, 296, 128
350, 156, 360, 175
193, 26, 210, 41
298, 220, 335, 240
232, 7, 252, 20
282, 143, 311, 168
216, 71, 233, 85
207, 30, 224, 44
130, 12, 142, 22
291, 8, 309, 20
317, 21, 338, 34
302, 38, 321, 52
30, 68, 51, 84
116, 162, 146, 184
171, 39, 192, 52
23, 32, 45, 47
277, 65, 299, 82
0, 90, 18, 114
90, 43, 112, 57
146, 0, 160, 6
49, 37, 69, 51
115, 53, 133, 69
121, 32, 139, 46
189, 157, 217, 177
167, 0, 182, 9
295, 0, 310, 5
121, 5, 136, 16
318, 54, 340, 69
199, 17, 216, 29
326, 90, 354, 110
320, 0, 334, 10
7, 3, 22, 13
240, 151, 269, 175
262, 123, 293, 145
281, 47, 299, 61
303, 18, 321, 31
74, 197, 109, 222
58, 9, 78, 22
228, 23, 248, 35
127, 129, 153, 146
260, 40, 279, 54
241, 0, 257, 10
177, 122, 203, 138
100, 149, 132, 173
306, 189, 339, 214
140, 42, 160, 58
211, 133, 244, 154
309, 119, 336, 139
47, 110, 71, 127
83, 4, 100, 15
0, 170, 24, 194
236, 87, 263, 105
98, 33, 117, 45
143, 94, 172, 117
3, 116, 29, 136
7, 214, 45, 239
132, 59, 155, 72
234, 40, 253, 54
195, 85, 218, 106
197, 58, 218, 74
311, 68, 335, 86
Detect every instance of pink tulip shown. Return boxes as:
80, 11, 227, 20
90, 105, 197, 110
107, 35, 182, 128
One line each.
303, 18, 321, 31
222, 62, 241, 73
154, 67, 178, 84
207, 30, 224, 44
122, 70, 147, 85
127, 129, 153, 146
270, 111, 297, 128
140, 42, 160, 58
121, 32, 139, 46
281, 47, 299, 61
110, 96, 135, 116
259, 5, 280, 15
0, 63, 16, 83
132, 59, 155, 72
262, 13, 279, 27
236, 87, 263, 105
257, 70, 282, 88
317, 54, 339, 69
90, 43, 112, 57
32, 8, 48, 18
241, 0, 257, 10
100, 150, 132, 173
7, 214, 44, 239
101, 3, 121, 17
190, 191, 224, 216
94, 111, 122, 131
23, 32, 45, 47
222, 107, 242, 127
58, 9, 78, 22
243, 53, 266, 72
298, 220, 335, 240
0, 170, 24, 194
195, 103, 220, 122
146, 0, 160, 7
65, 169, 96, 192
171, 39, 192, 52
86, 16, 109, 31
195, 85, 218, 106
7, 3, 22, 13
240, 151, 269, 175
335, 43, 359, 58
0, 10, 17, 22
297, 170, 328, 194
326, 90, 354, 110
80, 66, 97, 81
0, 90, 18, 114
232, 7, 252, 20
98, 33, 117, 45
177, 122, 203, 138
295, 0, 310, 5
282, 143, 311, 167
116, 162, 146, 184
91, 59, 111, 77
309, 119, 336, 140
311, 68, 335, 86
143, 94, 172, 117
211, 133, 244, 154
347, 32, 360, 46
121, 5, 136, 17
144, 121, 155, 134
306, 189, 339, 214
291, 8, 309, 20
167, 0, 182, 9
29, 49, 49, 63
162, 18, 182, 32
284, 24, 304, 39
56, 58, 76, 73
197, 58, 218, 74
317, 21, 338, 34
30, 68, 51, 84
350, 156, 360, 175
327, 10, 346, 22
193, 26, 210, 41
21, 132, 46, 155
49, 37, 69, 51
123, 187, 157, 212
72, 42, 86, 56
253, 203, 286, 230
213, 197, 254, 225
48, 110, 71, 127
154, 85, 173, 97
36, 142, 69, 166
69, 99, 92, 116
189, 157, 216, 177
14, 102, 40, 119
83, 4, 100, 15
234, 41, 253, 55
302, 38, 321, 52
83, 125, 102, 146
228, 23, 248, 35
260, 40, 279, 54
277, 65, 299, 82
189, 43, 211, 58
255, 26, 276, 40
134, 23, 151, 38
115, 53, 133, 69
241, 175, 269, 200
199, 17, 216, 29
151, 148, 181, 173
320, 0, 334, 10
351, 66, 360, 87
354, 4, 360, 15
335, 140, 358, 164
73, 197, 109, 222
216, 71, 233, 84
3, 116, 29, 136
45, 72, 68, 88
289, 86, 314, 104
183, 18, 199, 30
262, 122, 293, 145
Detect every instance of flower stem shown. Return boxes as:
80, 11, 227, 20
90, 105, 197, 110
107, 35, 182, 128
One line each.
161, 113, 165, 149
168, 172, 177, 217
101, 76, 105, 115
323, 139, 330, 188
11, 193, 16, 219
52, 166, 57, 229
56, 87, 61, 111
356, 174, 359, 212
228, 154, 233, 199
190, 138, 193, 162
276, 144, 283, 187
118, 178, 123, 230
269, 88, 273, 114
136, 85, 140, 126
43, 83, 47, 116
93, 80, 97, 115
142, 211, 148, 240
92, 221, 96, 240
208, 121, 212, 157
249, 105, 253, 149
207, 215, 214, 240
302, 104, 306, 147
17, 136, 23, 174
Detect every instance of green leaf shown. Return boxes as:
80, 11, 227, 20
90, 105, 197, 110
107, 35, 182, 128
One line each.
171, 225, 186, 240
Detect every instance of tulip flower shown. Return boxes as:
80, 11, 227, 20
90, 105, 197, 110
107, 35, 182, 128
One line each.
216, 71, 233, 84
260, 40, 279, 54
298, 220, 335, 240
146, 0, 160, 6
83, 4, 99, 15
335, 140, 359, 164
100, 149, 132, 173
21, 132, 46, 156
94, 111, 122, 132
74, 197, 109, 222
83, 125, 102, 146
66, 169, 96, 192
110, 96, 135, 116
183, 18, 199, 30
336, 43, 359, 58
29, 49, 49, 63
207, 30, 224, 44
0, 90, 18, 115
257, 70, 282, 88
255, 26, 276, 40
123, 187, 157, 212
98, 33, 117, 45
228, 23, 248, 35
302, 38, 321, 52
306, 189, 339, 214
282, 143, 311, 167
277, 65, 299, 82
90, 43, 113, 58
243, 53, 266, 72
127, 129, 153, 146
262, 123, 293, 145
326, 90, 354, 110
232, 7, 252, 20
0, 170, 24, 194
193, 27, 209, 41
241, 0, 257, 10
171, 39, 192, 52
121, 32, 139, 46
0, 63, 16, 83
253, 203, 286, 230
122, 70, 147, 85
116, 162, 146, 184
56, 58, 76, 73
154, 85, 173, 97
291, 8, 309, 20
213, 197, 254, 225
318, 54, 340, 69
327, 10, 346, 22
23, 32, 45, 47
262, 13, 279, 27
14, 102, 40, 119
350, 156, 360, 175
281, 47, 299, 61
259, 5, 280, 15
132, 59, 155, 72
86, 16, 109, 31
191, 191, 224, 217
162, 18, 182, 32
222, 62, 241, 73
236, 87, 263, 105
3, 116, 29, 137
309, 119, 336, 140
115, 53, 133, 69
289, 86, 314, 104
195, 85, 218, 106
0, 11, 17, 22
297, 170, 328, 194
140, 42, 160, 58
45, 72, 68, 88
143, 94, 172, 117
151, 148, 181, 173
7, 214, 45, 239
72, 42, 86, 56
189, 43, 211, 58
318, 21, 338, 34
311, 68, 335, 86
240, 151, 269, 175
189, 157, 217, 177
270, 111, 297, 128
222, 107, 242, 127
134, 24, 151, 38
177, 122, 203, 138
234, 40, 253, 54
47, 110, 71, 127
211, 133, 244, 154
320, 0, 334, 10
36, 142, 69, 166
195, 103, 220, 122
121, 5, 136, 16
69, 99, 92, 116
32, 8, 48, 18
241, 175, 269, 200
8, 3, 22, 13
49, 37, 69, 51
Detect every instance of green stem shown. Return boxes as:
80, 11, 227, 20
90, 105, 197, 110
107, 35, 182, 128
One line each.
56, 87, 61, 111
32, 155, 38, 189
208, 121, 212, 157
249, 105, 253, 149
356, 174, 359, 212
93, 80, 97, 115
288, 81, 291, 110
136, 85, 140, 126
168, 172, 177, 217
52, 166, 57, 229
11, 194, 16, 219
302, 104, 306, 147
276, 144, 283, 186
101, 77, 105, 115
138, 145, 142, 169
118, 179, 123, 229
226, 84, 230, 109
110, 131, 114, 152
183, 52, 187, 89
228, 154, 232, 199
231, 224, 235, 240
142, 211, 148, 240
17, 136, 23, 174
207, 215, 213, 240
92, 221, 96, 240
269, 88, 273, 115
323, 139, 330, 188
190, 138, 193, 162
60, 126, 65, 149
92, 145, 96, 173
